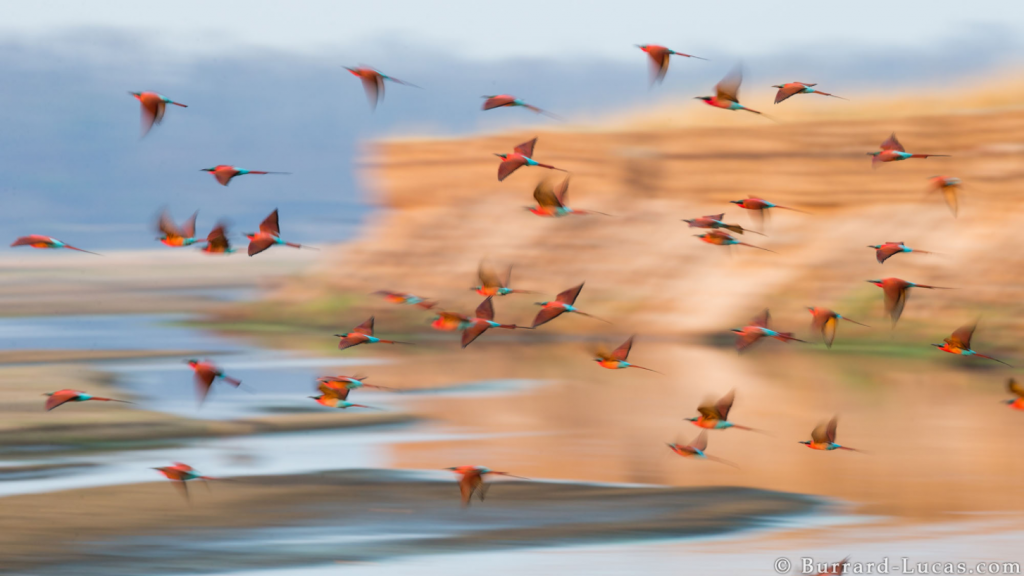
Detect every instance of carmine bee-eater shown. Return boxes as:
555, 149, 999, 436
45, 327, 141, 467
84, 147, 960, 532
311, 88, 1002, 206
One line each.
868, 241, 934, 264
868, 133, 948, 168
334, 316, 412, 351
807, 307, 869, 349
866, 278, 951, 327
1003, 378, 1024, 410
43, 389, 132, 411
685, 390, 758, 431
317, 374, 395, 392
157, 208, 199, 247
593, 335, 660, 372
800, 416, 859, 451
129, 91, 186, 137
482, 95, 559, 119
532, 282, 609, 328
201, 222, 235, 254
373, 290, 437, 309
932, 322, 1011, 366
732, 309, 805, 352
246, 209, 311, 256
528, 176, 609, 217
694, 230, 773, 252
309, 382, 378, 409
472, 262, 532, 297
494, 137, 566, 182
667, 430, 737, 467
682, 213, 763, 235
729, 197, 808, 229
927, 176, 962, 217
445, 465, 527, 507
153, 462, 215, 501
344, 66, 419, 110
201, 165, 290, 186
635, 44, 707, 85
186, 359, 242, 405
694, 65, 766, 117
457, 296, 528, 348
11, 235, 100, 255
771, 82, 846, 104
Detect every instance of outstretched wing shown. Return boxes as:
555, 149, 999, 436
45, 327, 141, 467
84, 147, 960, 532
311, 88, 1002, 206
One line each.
648, 48, 670, 84
696, 396, 722, 420
531, 307, 565, 328
883, 283, 907, 325
611, 336, 634, 361
478, 263, 504, 289
735, 330, 763, 352
45, 390, 78, 411
181, 211, 198, 238
475, 296, 495, 321
513, 138, 537, 158
1009, 378, 1024, 398
207, 223, 231, 251
354, 317, 375, 336
774, 83, 805, 104
461, 323, 490, 348
825, 417, 838, 443
880, 133, 905, 152
360, 74, 381, 109
555, 283, 584, 305
822, 316, 837, 348
553, 175, 571, 205
482, 95, 516, 110
751, 309, 770, 329
689, 430, 708, 452
498, 157, 526, 182
715, 65, 743, 103
810, 420, 829, 444
715, 390, 735, 420
946, 323, 976, 349
158, 209, 183, 237
876, 245, 902, 263
318, 382, 351, 400
259, 210, 280, 236
247, 237, 275, 256
533, 180, 563, 209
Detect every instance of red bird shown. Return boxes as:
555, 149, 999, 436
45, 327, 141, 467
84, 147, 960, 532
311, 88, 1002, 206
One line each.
373, 290, 437, 309
186, 359, 242, 405
11, 235, 99, 255
932, 322, 1011, 366
868, 133, 948, 168
344, 66, 419, 110
43, 389, 131, 411
201, 165, 290, 186
246, 209, 311, 256
926, 176, 962, 217
334, 316, 412, 350
460, 296, 528, 348
157, 208, 199, 247
667, 430, 737, 467
728, 197, 808, 229
866, 278, 951, 327
635, 44, 706, 85
482, 95, 559, 119
593, 335, 660, 372
772, 82, 846, 104
494, 137, 566, 182
685, 390, 759, 432
800, 416, 859, 451
528, 176, 609, 217
201, 222, 235, 254
694, 65, 766, 116
1004, 378, 1024, 410
129, 91, 186, 136
445, 465, 527, 507
153, 462, 216, 501
531, 283, 608, 328
731, 309, 804, 352
807, 307, 869, 349
472, 262, 532, 297
868, 241, 934, 264
682, 213, 762, 235
694, 230, 773, 252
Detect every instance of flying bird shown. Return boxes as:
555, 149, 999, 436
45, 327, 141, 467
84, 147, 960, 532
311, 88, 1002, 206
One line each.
636, 44, 707, 85
344, 66, 419, 110
932, 322, 1011, 366
334, 316, 412, 350
186, 359, 242, 405
246, 209, 310, 256
868, 241, 934, 264
694, 65, 766, 116
800, 416, 859, 451
472, 263, 532, 297
201, 222, 235, 254
310, 382, 378, 409
317, 375, 395, 392
482, 95, 559, 119
771, 82, 846, 104
458, 297, 528, 348
11, 235, 99, 255
807, 307, 869, 349
528, 176, 609, 217
682, 213, 763, 235
685, 390, 758, 431
494, 137, 566, 182
927, 176, 962, 217
694, 230, 773, 252
373, 290, 437, 309
593, 335, 660, 372
153, 462, 215, 501
445, 465, 526, 507
129, 91, 186, 136
201, 165, 290, 186
43, 389, 131, 411
532, 283, 608, 328
157, 209, 199, 247
866, 278, 951, 327
1003, 378, 1024, 410
868, 133, 948, 168
667, 431, 737, 467
732, 309, 805, 352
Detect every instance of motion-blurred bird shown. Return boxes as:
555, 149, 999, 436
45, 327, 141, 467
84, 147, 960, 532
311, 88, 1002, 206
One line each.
482, 95, 559, 118
345, 66, 419, 110
129, 91, 186, 136
528, 176, 608, 217
800, 416, 858, 451
694, 230, 773, 252
807, 307, 869, 349
1003, 378, 1024, 410
153, 462, 215, 501
729, 197, 809, 229
373, 290, 437, 309
695, 65, 765, 116
772, 82, 846, 104
43, 389, 131, 411
11, 235, 99, 255
494, 137, 566, 182
682, 213, 763, 235
310, 384, 377, 409
445, 465, 527, 507
667, 431, 737, 467
317, 374, 395, 392
201, 165, 290, 187
201, 222, 235, 254
932, 322, 1011, 366
868, 241, 934, 264
926, 176, 962, 217
532, 283, 608, 328
866, 278, 950, 327
157, 209, 199, 247
460, 297, 527, 348
335, 317, 412, 350
593, 335, 660, 372
636, 44, 706, 85
246, 209, 310, 256
685, 390, 757, 431
186, 359, 242, 405
472, 263, 531, 297
868, 133, 948, 168
732, 309, 804, 352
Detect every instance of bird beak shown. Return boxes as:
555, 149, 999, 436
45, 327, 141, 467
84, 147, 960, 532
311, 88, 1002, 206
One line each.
730, 328, 742, 333
333, 334, 345, 337
771, 85, 782, 88
931, 343, 942, 347
692, 97, 702, 100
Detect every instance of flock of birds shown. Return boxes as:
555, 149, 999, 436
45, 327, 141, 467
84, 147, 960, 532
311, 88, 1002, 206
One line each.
16, 45, 1021, 511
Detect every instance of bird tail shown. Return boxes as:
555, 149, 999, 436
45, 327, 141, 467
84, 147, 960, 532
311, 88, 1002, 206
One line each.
774, 205, 810, 214
817, 91, 848, 100
576, 209, 613, 216
536, 163, 567, 172
222, 376, 242, 387
773, 332, 806, 344
285, 242, 318, 250
171, 102, 188, 107
416, 301, 439, 310
526, 105, 563, 121
738, 242, 776, 253
379, 339, 415, 345
574, 310, 612, 324
975, 353, 1013, 367
629, 364, 663, 374
914, 284, 953, 290
837, 446, 862, 452
94, 397, 134, 404
841, 317, 871, 327
910, 154, 950, 159
704, 455, 740, 469
64, 245, 102, 255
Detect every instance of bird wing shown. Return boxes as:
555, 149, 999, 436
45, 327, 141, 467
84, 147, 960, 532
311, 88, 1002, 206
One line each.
611, 336, 634, 361
533, 180, 563, 209
354, 317, 375, 336
715, 390, 735, 420
158, 209, 183, 237
247, 236, 275, 257
553, 175, 571, 205
810, 421, 829, 444
475, 296, 495, 321
704, 213, 726, 221
751, 309, 771, 329
461, 323, 490, 348
337, 336, 362, 351
876, 245, 902, 263
531, 306, 565, 328
689, 430, 708, 452
1009, 378, 1024, 398
45, 390, 78, 411
140, 100, 159, 136
259, 209, 281, 236
696, 396, 723, 420
206, 223, 230, 251
482, 95, 516, 110
946, 323, 976, 349
458, 473, 483, 506
774, 84, 805, 104
735, 330, 763, 352
556, 283, 584, 305
883, 283, 907, 325
360, 74, 381, 109
182, 211, 198, 238
880, 133, 905, 152
11, 235, 48, 247
498, 157, 527, 182
514, 138, 537, 158
478, 263, 504, 289
826, 417, 839, 443
214, 170, 234, 186
715, 65, 743, 103
648, 47, 670, 83
822, 316, 837, 348
942, 188, 958, 217
318, 382, 351, 400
